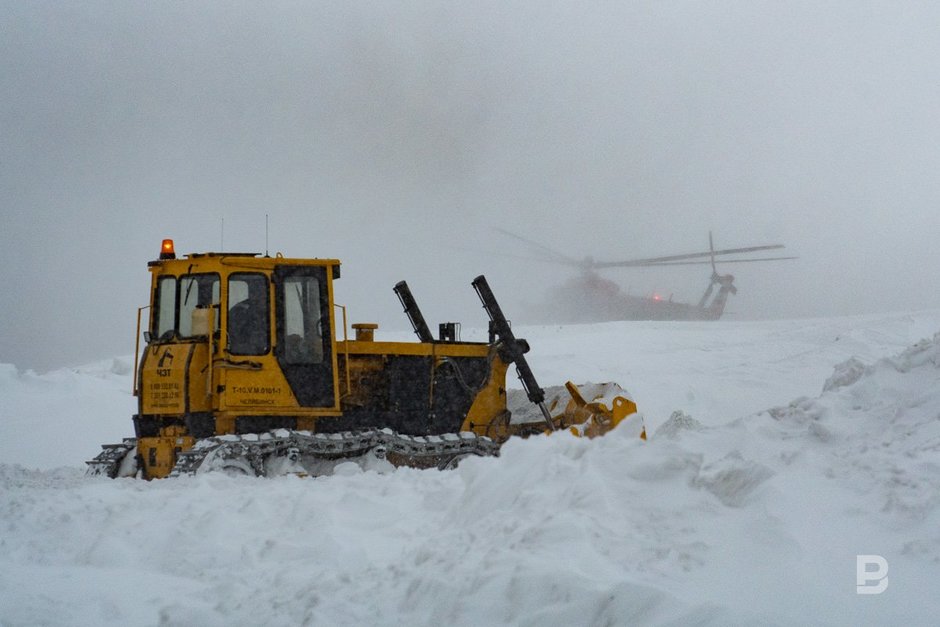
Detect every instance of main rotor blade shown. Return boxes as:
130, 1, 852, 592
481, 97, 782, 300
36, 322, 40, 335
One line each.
635, 255, 798, 267
709, 231, 717, 274
494, 228, 582, 266
593, 243, 786, 269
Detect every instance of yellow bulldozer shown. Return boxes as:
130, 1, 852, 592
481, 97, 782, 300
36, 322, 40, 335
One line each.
88, 240, 644, 479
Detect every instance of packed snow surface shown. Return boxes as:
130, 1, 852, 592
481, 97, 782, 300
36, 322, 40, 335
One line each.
2, 311, 940, 625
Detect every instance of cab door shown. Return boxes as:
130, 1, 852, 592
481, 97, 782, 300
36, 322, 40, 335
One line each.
218, 272, 296, 412
273, 266, 338, 408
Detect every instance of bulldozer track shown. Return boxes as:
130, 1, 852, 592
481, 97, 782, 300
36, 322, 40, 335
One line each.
85, 439, 137, 478
88, 430, 500, 479
85, 429, 499, 479
173, 429, 501, 476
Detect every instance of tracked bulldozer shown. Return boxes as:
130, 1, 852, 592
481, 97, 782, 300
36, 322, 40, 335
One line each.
88, 240, 644, 479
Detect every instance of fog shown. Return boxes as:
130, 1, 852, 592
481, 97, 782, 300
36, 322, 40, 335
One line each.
3, 1, 940, 372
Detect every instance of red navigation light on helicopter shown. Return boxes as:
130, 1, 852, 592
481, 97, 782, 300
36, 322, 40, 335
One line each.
159, 239, 176, 260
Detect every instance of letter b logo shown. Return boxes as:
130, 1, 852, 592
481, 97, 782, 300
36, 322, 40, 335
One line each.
856, 555, 889, 594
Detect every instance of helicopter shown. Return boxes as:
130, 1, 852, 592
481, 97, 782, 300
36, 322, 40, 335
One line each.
496, 229, 796, 323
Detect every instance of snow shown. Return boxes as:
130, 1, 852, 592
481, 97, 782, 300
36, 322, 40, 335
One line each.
2, 311, 940, 625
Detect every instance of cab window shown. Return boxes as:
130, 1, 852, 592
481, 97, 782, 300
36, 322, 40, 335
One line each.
282, 274, 325, 364
154, 276, 177, 340
152, 274, 219, 340
227, 273, 270, 355
179, 274, 220, 337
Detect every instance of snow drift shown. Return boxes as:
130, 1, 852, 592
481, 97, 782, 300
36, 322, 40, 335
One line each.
1, 312, 939, 626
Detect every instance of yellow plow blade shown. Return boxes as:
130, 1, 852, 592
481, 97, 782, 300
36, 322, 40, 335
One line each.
554, 381, 646, 440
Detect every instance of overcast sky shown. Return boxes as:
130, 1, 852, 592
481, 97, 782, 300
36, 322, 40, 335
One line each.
3, 1, 940, 371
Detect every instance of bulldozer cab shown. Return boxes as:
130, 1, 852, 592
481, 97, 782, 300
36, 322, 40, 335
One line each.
137, 247, 343, 448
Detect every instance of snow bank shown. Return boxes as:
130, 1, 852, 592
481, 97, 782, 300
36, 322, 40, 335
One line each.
1, 313, 940, 625
0, 357, 136, 470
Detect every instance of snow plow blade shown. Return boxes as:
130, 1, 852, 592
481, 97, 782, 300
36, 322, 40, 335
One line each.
507, 381, 645, 440
552, 381, 645, 439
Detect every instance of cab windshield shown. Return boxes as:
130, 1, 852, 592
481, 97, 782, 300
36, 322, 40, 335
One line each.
152, 273, 220, 340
